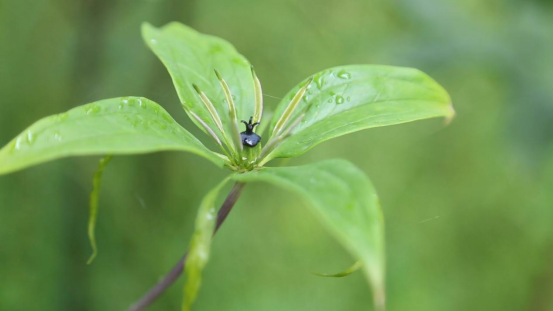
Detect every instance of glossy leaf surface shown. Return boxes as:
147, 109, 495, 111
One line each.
266, 65, 454, 160
142, 22, 254, 138
233, 159, 386, 309
0, 97, 223, 175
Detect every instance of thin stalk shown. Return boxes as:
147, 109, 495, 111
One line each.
215, 70, 243, 154
192, 84, 236, 154
189, 111, 233, 161
251, 66, 263, 124
126, 182, 246, 311
258, 113, 305, 165
270, 77, 312, 138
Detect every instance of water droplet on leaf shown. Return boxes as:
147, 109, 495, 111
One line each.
57, 113, 68, 121
85, 104, 101, 115
26, 131, 36, 145
337, 70, 351, 79
315, 75, 325, 90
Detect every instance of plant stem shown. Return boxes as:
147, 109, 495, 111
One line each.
126, 182, 247, 311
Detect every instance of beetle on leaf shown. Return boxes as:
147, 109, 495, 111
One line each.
0, 21, 454, 311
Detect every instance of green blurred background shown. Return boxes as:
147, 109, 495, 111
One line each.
1, 0, 553, 310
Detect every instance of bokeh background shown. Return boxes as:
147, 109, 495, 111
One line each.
1, 0, 553, 310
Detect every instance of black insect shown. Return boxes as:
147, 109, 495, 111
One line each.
240, 117, 261, 147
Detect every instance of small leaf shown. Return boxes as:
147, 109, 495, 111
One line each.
142, 22, 255, 140
183, 178, 230, 311
87, 155, 113, 264
232, 160, 386, 310
264, 65, 454, 161
0, 97, 224, 175
313, 260, 362, 278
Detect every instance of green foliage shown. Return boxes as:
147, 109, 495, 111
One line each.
264, 65, 454, 161
233, 160, 385, 309
142, 23, 255, 141
0, 21, 454, 311
183, 178, 229, 311
87, 155, 113, 264
0, 97, 224, 175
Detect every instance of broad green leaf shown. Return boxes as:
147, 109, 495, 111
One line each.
0, 97, 224, 175
142, 22, 255, 139
183, 177, 229, 311
87, 155, 112, 264
232, 160, 386, 310
265, 65, 454, 161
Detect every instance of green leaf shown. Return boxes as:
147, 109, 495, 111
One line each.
87, 155, 112, 264
264, 65, 454, 161
232, 159, 386, 310
0, 97, 224, 175
183, 177, 229, 311
142, 22, 255, 139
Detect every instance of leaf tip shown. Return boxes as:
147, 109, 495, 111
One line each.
312, 260, 363, 278
214, 69, 222, 80
87, 251, 97, 265
141, 22, 155, 37
305, 76, 314, 87
445, 102, 456, 125
192, 83, 201, 94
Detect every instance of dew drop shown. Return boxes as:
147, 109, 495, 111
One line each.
315, 75, 325, 90
337, 70, 351, 79
57, 113, 68, 121
347, 96, 351, 102
327, 98, 333, 103
14, 137, 23, 150
336, 95, 345, 104
54, 132, 62, 142
26, 131, 36, 145
85, 104, 101, 115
